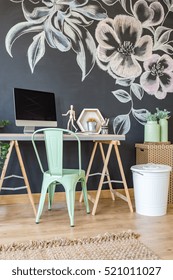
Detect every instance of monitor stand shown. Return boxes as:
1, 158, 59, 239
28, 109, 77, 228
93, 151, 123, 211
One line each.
23, 126, 35, 134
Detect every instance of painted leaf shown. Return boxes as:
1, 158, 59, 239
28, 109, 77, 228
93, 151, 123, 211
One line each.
5, 22, 43, 57
163, 0, 173, 8
44, 17, 71, 51
116, 77, 134, 87
156, 29, 171, 44
159, 44, 173, 55
28, 32, 45, 73
131, 83, 144, 100
112, 89, 131, 103
64, 20, 96, 81
75, 0, 107, 20
22, 3, 49, 23
68, 12, 93, 27
154, 27, 172, 50
119, 0, 132, 15
154, 27, 169, 42
132, 108, 149, 124
113, 114, 131, 135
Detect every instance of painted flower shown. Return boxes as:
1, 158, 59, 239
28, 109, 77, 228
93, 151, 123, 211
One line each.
140, 54, 173, 99
95, 15, 153, 79
6, 0, 107, 79
133, 0, 164, 27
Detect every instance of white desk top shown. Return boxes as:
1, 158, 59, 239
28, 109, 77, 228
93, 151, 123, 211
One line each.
0, 133, 125, 141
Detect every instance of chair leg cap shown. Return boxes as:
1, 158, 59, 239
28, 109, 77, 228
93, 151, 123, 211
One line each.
36, 222, 39, 224
70, 225, 74, 227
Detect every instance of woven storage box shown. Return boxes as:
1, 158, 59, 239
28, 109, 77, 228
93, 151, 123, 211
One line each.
135, 143, 173, 204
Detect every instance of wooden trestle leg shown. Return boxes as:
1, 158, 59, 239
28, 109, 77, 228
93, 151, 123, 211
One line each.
80, 140, 133, 215
0, 140, 36, 217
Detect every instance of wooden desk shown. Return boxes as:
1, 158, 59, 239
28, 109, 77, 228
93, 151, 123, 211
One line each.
0, 133, 125, 142
0, 133, 133, 216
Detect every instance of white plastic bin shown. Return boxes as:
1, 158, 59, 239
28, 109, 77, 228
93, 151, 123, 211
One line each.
131, 163, 171, 216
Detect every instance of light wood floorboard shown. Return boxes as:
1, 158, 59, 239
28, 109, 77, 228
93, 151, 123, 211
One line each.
0, 197, 173, 260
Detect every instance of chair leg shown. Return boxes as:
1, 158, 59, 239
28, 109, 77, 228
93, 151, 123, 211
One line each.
65, 188, 75, 227
48, 182, 56, 210
81, 179, 90, 214
36, 179, 48, 224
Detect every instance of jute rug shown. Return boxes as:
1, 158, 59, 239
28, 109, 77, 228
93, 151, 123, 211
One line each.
0, 231, 159, 260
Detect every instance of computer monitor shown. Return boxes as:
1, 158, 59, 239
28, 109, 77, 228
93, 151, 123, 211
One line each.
13, 88, 57, 133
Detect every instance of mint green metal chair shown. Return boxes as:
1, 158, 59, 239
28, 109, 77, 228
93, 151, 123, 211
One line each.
32, 128, 90, 226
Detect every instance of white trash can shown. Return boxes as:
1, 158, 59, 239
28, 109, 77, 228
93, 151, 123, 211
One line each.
131, 163, 171, 216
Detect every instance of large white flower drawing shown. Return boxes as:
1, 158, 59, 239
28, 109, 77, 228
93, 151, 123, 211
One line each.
95, 15, 153, 79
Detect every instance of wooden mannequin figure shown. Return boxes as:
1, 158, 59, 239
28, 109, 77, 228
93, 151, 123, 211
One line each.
62, 105, 78, 132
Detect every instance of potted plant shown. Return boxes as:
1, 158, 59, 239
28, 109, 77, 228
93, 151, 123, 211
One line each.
0, 120, 10, 128
156, 108, 170, 142
0, 142, 10, 170
87, 118, 97, 132
144, 112, 160, 142
0, 120, 10, 169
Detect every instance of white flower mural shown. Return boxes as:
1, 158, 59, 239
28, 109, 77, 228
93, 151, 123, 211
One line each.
140, 54, 173, 99
5, 0, 173, 135
95, 15, 153, 79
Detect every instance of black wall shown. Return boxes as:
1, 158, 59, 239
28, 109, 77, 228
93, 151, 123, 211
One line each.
1, 1, 173, 194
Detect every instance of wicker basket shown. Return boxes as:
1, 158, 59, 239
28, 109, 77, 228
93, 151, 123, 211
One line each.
135, 143, 173, 204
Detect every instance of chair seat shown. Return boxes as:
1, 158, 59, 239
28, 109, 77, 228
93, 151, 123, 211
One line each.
45, 169, 85, 178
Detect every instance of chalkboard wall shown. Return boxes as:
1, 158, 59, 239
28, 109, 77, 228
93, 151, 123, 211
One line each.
1, 1, 173, 194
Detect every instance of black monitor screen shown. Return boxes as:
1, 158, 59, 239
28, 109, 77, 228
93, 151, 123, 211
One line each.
14, 88, 57, 121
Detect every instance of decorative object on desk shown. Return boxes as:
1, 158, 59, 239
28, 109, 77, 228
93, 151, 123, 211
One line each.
62, 105, 78, 132
101, 125, 108, 134
77, 108, 104, 134
101, 118, 109, 134
0, 231, 159, 260
87, 118, 97, 132
0, 120, 10, 129
156, 108, 170, 142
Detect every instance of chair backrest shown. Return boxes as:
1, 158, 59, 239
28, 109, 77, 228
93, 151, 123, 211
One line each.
32, 128, 82, 176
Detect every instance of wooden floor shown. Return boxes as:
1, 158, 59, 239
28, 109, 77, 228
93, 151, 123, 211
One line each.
0, 197, 173, 260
